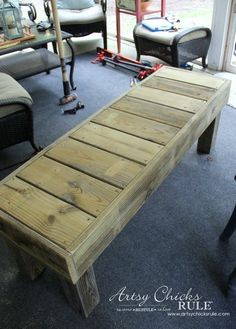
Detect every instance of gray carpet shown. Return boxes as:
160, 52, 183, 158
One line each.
0, 52, 236, 329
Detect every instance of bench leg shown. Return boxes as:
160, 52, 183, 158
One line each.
6, 241, 45, 280
197, 113, 221, 154
60, 265, 100, 318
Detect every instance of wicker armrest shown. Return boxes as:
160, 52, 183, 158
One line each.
172, 27, 212, 47
44, 0, 107, 20
0, 73, 32, 109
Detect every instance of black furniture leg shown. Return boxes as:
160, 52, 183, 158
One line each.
66, 39, 76, 90
219, 205, 236, 242
133, 34, 141, 61
202, 57, 207, 68
103, 22, 107, 49
227, 267, 236, 300
52, 40, 58, 54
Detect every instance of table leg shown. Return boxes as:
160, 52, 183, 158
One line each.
60, 265, 100, 318
197, 113, 221, 154
66, 39, 76, 90
6, 241, 45, 280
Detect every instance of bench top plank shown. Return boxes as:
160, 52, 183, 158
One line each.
128, 85, 205, 113
71, 122, 162, 165
111, 96, 193, 128
143, 76, 217, 101
17, 156, 121, 217
92, 108, 180, 145
0, 66, 231, 283
155, 66, 225, 89
45, 138, 144, 189
0, 177, 93, 248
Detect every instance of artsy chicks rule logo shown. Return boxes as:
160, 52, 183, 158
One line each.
108, 285, 214, 314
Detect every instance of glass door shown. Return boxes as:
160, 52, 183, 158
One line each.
225, 0, 236, 73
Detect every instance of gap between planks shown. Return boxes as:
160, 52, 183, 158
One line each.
91, 120, 166, 146
44, 153, 139, 190
155, 66, 225, 89
142, 76, 217, 101
71, 122, 163, 165
68, 136, 150, 166
92, 109, 180, 145
126, 94, 199, 115
0, 177, 95, 249
0, 204, 81, 251
110, 99, 193, 129
16, 174, 101, 218
90, 120, 169, 146
17, 156, 122, 218
128, 86, 205, 114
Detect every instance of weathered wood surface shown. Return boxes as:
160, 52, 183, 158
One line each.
0, 66, 231, 313
61, 265, 100, 318
155, 66, 224, 89
143, 76, 216, 100
71, 122, 162, 165
18, 156, 121, 217
0, 209, 75, 279
92, 108, 180, 145
69, 77, 230, 280
128, 86, 205, 113
46, 138, 144, 189
111, 96, 193, 128
0, 177, 93, 248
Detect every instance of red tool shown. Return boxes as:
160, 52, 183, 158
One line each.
92, 47, 142, 65
92, 47, 163, 80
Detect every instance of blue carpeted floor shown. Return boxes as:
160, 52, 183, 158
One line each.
0, 52, 236, 329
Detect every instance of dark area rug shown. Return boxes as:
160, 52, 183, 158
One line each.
0, 52, 236, 329
0, 52, 133, 177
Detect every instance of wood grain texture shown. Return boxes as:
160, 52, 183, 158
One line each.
111, 96, 193, 128
0, 177, 93, 249
71, 122, 162, 165
61, 265, 100, 318
143, 76, 215, 101
0, 66, 231, 290
0, 209, 76, 280
18, 156, 121, 217
69, 78, 231, 280
155, 66, 224, 89
128, 85, 205, 113
92, 108, 179, 145
46, 138, 144, 189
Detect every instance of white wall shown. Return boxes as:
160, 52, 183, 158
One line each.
208, 0, 232, 70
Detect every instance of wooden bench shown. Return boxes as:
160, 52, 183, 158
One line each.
0, 67, 230, 318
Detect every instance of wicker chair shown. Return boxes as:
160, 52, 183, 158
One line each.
44, 0, 107, 49
0, 73, 37, 151
133, 21, 212, 68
